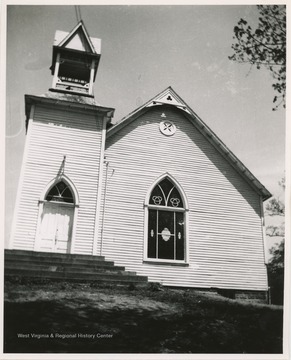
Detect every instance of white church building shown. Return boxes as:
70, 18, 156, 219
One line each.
9, 21, 272, 301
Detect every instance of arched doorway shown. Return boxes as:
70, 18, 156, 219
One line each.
36, 179, 78, 253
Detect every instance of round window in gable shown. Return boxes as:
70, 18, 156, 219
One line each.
159, 121, 176, 136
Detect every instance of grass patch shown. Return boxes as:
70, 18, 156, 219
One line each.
4, 281, 283, 354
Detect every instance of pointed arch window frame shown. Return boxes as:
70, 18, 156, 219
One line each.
143, 173, 189, 265
38, 175, 80, 207
34, 175, 80, 253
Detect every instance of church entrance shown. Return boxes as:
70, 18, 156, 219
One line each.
39, 203, 73, 253
36, 180, 76, 253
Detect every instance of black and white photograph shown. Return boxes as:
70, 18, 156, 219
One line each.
1, 2, 289, 358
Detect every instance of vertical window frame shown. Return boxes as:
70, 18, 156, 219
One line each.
144, 174, 189, 265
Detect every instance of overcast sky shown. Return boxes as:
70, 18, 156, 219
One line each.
4, 4, 286, 245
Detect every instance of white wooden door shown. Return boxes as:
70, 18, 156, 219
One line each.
38, 203, 73, 253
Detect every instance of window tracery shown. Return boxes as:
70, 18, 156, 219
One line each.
147, 177, 186, 261
46, 181, 74, 203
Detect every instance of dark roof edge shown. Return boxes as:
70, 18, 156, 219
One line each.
170, 90, 272, 201
25, 94, 114, 114
24, 94, 115, 131
107, 86, 172, 138
107, 87, 272, 201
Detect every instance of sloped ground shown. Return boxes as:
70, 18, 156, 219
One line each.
4, 281, 283, 354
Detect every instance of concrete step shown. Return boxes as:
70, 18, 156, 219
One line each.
5, 268, 148, 283
5, 274, 150, 288
5, 249, 106, 262
4, 249, 149, 286
4, 256, 117, 268
4, 263, 136, 276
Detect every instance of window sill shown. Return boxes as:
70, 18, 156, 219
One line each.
143, 259, 189, 267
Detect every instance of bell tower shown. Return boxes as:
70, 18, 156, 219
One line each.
10, 21, 114, 256
50, 21, 101, 96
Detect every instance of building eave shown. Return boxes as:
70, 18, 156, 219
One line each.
107, 87, 272, 201
25, 94, 115, 131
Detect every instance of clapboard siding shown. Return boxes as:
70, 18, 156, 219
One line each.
99, 106, 267, 290
12, 104, 102, 254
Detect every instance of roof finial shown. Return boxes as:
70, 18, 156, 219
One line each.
75, 5, 82, 23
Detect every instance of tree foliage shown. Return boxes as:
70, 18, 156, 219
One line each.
229, 5, 286, 110
266, 178, 285, 305
265, 198, 285, 217
268, 240, 284, 273
268, 239, 284, 305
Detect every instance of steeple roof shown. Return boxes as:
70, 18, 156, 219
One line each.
53, 20, 101, 54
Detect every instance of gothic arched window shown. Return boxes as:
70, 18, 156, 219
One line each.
146, 177, 186, 261
46, 181, 74, 203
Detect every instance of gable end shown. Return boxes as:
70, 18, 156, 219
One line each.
107, 87, 271, 201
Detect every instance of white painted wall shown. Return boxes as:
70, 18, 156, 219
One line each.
100, 105, 268, 291
11, 103, 103, 254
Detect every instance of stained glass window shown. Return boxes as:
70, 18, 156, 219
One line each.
149, 178, 183, 208
147, 177, 185, 261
